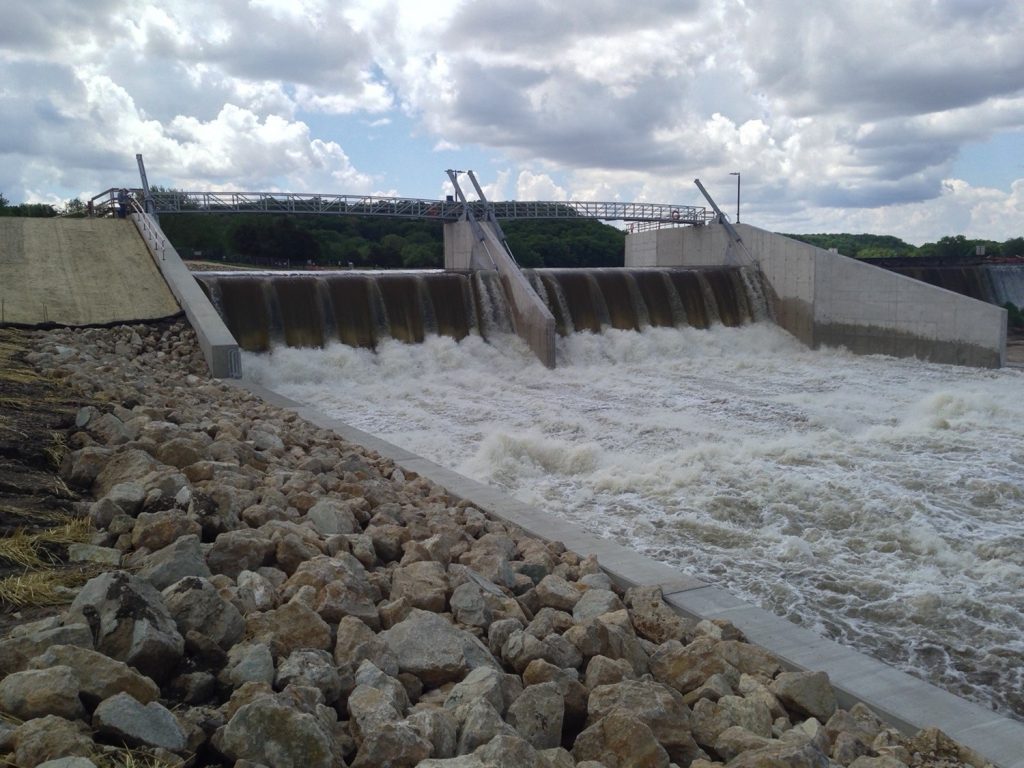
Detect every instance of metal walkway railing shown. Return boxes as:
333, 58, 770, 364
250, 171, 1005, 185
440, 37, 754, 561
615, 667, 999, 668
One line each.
89, 188, 713, 226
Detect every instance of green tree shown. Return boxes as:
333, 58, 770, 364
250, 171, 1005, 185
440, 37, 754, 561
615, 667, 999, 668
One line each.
1002, 237, 1024, 258
401, 242, 440, 268
63, 198, 86, 217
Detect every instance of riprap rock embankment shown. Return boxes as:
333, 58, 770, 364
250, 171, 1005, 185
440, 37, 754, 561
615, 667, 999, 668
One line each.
0, 322, 993, 768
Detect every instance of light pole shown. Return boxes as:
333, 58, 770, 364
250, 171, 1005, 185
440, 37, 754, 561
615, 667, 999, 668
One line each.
729, 172, 741, 223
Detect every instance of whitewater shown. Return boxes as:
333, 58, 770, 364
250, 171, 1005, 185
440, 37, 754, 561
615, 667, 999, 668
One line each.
244, 323, 1024, 720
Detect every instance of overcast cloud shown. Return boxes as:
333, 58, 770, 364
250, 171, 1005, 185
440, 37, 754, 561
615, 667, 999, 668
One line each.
2, 0, 1022, 243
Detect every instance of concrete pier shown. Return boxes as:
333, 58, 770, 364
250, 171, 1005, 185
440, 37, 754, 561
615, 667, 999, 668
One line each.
627, 223, 1007, 367
445, 219, 556, 367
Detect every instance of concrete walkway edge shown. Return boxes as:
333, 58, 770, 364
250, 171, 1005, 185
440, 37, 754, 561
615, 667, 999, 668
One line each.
230, 377, 1024, 767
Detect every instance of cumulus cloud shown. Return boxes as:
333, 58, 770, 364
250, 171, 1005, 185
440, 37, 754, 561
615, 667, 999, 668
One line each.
2, 0, 1023, 240
0, 0, 385, 200
361, 0, 1024, 225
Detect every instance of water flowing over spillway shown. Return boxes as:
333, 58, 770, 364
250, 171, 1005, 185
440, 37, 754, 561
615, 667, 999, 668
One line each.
195, 267, 765, 351
888, 263, 1024, 307
244, 323, 1024, 721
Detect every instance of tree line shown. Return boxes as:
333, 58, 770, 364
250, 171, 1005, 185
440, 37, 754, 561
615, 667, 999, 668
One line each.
155, 212, 627, 269
0, 193, 86, 218
784, 232, 1024, 261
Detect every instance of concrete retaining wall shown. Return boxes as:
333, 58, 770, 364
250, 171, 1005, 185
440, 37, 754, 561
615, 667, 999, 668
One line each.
131, 212, 242, 378
626, 224, 1006, 367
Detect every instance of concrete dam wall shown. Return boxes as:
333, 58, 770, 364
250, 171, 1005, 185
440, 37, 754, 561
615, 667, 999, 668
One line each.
626, 223, 1007, 368
195, 266, 765, 352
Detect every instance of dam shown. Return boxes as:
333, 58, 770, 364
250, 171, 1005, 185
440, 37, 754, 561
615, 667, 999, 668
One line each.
2, 173, 1022, 763
193, 266, 765, 352
881, 261, 1024, 309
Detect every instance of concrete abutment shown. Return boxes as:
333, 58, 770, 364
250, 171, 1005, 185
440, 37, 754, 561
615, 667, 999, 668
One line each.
626, 223, 1007, 368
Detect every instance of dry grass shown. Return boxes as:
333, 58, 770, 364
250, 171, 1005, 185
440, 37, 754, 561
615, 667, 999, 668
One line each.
0, 517, 96, 610
44, 430, 69, 470
92, 747, 190, 768
0, 567, 94, 610
0, 335, 42, 387
0, 502, 67, 526
0, 739, 189, 768
0, 517, 92, 570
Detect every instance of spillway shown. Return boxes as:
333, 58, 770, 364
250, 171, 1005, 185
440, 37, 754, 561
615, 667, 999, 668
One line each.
195, 267, 766, 352
887, 262, 1024, 308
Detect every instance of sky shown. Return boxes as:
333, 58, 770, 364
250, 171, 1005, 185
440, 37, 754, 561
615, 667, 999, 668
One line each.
2, 0, 1024, 245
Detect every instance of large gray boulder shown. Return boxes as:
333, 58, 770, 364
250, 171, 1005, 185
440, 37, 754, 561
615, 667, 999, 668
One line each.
726, 739, 832, 768
334, 615, 399, 676
276, 649, 346, 706
162, 576, 245, 649
104, 481, 146, 516
61, 446, 114, 489
245, 601, 332, 659
66, 571, 184, 681
572, 589, 625, 623
625, 585, 696, 645
587, 678, 703, 764
29, 645, 160, 706
350, 721, 432, 768
283, 554, 381, 629
348, 685, 401, 747
407, 708, 459, 760
92, 692, 187, 752
136, 534, 211, 591
572, 711, 670, 768
91, 449, 159, 498
391, 560, 449, 612
353, 660, 409, 713
213, 697, 335, 768
450, 582, 493, 629
649, 637, 739, 695
380, 609, 500, 687
305, 497, 359, 536
0, 666, 86, 721
457, 699, 517, 755
207, 528, 276, 578
443, 667, 509, 720
535, 575, 583, 611
219, 642, 276, 689
770, 671, 838, 722
0, 621, 93, 678
130, 510, 201, 551
506, 682, 564, 749
12, 716, 94, 767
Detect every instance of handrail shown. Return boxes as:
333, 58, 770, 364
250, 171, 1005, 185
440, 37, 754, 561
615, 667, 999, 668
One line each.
129, 204, 168, 262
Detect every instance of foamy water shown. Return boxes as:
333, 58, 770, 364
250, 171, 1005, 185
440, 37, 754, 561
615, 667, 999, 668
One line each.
244, 325, 1024, 719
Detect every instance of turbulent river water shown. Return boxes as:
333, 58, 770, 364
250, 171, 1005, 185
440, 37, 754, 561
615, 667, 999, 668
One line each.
244, 324, 1024, 720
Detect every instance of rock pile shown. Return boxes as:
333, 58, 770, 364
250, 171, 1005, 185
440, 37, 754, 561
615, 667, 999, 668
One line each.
0, 322, 994, 768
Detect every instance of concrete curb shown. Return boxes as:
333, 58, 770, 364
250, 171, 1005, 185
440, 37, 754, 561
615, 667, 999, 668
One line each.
230, 377, 1024, 767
